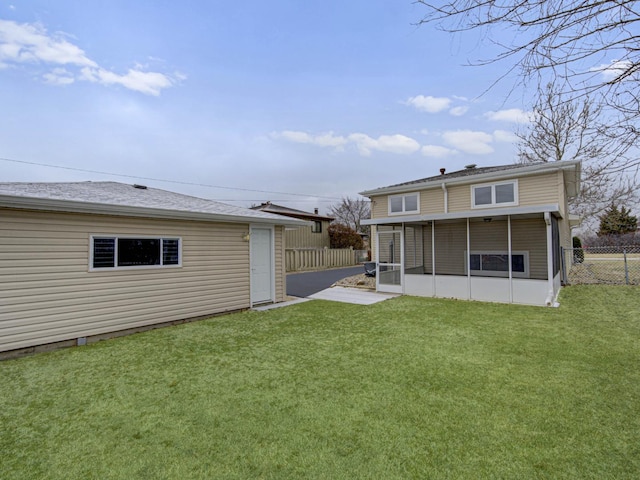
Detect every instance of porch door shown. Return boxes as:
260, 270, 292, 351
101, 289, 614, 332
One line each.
377, 229, 403, 293
250, 227, 274, 305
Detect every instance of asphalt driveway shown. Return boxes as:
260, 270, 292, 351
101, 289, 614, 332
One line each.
286, 266, 364, 298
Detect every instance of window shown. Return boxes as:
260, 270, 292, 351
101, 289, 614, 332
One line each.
466, 251, 529, 278
90, 236, 181, 270
388, 192, 420, 215
472, 180, 518, 208
311, 221, 322, 233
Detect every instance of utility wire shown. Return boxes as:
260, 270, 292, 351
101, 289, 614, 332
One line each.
0, 156, 343, 201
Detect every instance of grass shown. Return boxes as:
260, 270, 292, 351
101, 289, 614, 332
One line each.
1, 285, 639, 479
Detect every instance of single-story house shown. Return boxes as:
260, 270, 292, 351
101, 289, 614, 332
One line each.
360, 160, 581, 306
0, 182, 308, 356
251, 202, 334, 249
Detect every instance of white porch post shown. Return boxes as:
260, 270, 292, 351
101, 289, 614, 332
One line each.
508, 215, 513, 303
466, 217, 471, 300
431, 220, 436, 297
544, 212, 555, 306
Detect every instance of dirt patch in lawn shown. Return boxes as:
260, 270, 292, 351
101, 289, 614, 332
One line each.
333, 273, 376, 290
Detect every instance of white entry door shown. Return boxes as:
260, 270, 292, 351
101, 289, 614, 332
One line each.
250, 227, 274, 305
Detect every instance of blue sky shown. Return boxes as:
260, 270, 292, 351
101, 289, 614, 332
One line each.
1, 1, 534, 212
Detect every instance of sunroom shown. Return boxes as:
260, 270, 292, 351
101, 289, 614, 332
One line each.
364, 206, 563, 307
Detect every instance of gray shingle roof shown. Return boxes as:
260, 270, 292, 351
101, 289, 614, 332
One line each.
251, 202, 334, 221
385, 164, 525, 189
0, 181, 306, 225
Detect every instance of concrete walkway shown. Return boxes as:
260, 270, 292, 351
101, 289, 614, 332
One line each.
309, 286, 399, 305
253, 287, 398, 310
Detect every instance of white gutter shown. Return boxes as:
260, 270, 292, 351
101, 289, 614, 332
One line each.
362, 204, 561, 226
0, 195, 310, 228
441, 182, 448, 213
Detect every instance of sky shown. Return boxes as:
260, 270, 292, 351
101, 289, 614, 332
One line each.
0, 0, 537, 213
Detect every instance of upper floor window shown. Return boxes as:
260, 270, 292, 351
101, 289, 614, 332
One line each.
388, 192, 419, 215
472, 180, 518, 208
311, 221, 322, 233
91, 236, 181, 270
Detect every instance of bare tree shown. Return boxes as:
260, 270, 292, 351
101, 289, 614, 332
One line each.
517, 82, 638, 227
329, 196, 371, 235
416, 0, 640, 175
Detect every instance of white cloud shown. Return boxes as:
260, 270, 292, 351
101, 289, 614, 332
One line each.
590, 59, 633, 81
0, 19, 179, 95
484, 108, 532, 124
274, 130, 419, 156
405, 95, 451, 113
42, 67, 75, 85
449, 105, 469, 116
274, 131, 348, 149
442, 130, 494, 155
348, 133, 420, 156
493, 129, 519, 143
80, 67, 176, 96
421, 145, 457, 158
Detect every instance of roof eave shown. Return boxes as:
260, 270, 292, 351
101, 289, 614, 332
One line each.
0, 195, 310, 228
360, 160, 582, 197
362, 204, 562, 225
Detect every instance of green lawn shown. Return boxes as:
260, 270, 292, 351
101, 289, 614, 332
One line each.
1, 286, 639, 479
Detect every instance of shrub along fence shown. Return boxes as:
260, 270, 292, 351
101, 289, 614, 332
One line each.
285, 248, 369, 272
562, 245, 640, 285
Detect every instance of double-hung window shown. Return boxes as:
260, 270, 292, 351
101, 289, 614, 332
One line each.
388, 192, 420, 215
91, 236, 181, 270
472, 180, 518, 208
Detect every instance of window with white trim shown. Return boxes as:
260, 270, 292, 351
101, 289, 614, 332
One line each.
388, 192, 419, 215
90, 236, 181, 270
465, 250, 529, 278
472, 180, 518, 208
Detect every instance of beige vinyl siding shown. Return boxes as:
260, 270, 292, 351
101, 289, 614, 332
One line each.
371, 195, 388, 218
518, 172, 561, 208
285, 221, 330, 248
0, 208, 265, 352
420, 189, 443, 215
447, 184, 472, 213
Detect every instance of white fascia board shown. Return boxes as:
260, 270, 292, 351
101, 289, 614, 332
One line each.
359, 160, 581, 197
0, 195, 310, 228
362, 204, 561, 225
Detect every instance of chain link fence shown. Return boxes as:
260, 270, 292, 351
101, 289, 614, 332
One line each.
562, 246, 640, 285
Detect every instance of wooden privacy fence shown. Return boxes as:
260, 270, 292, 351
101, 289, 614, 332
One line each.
285, 248, 368, 272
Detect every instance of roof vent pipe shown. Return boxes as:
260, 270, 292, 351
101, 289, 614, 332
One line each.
440, 168, 446, 175
465, 164, 477, 169
314, 208, 319, 214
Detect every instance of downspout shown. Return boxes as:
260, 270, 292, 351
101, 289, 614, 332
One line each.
441, 183, 448, 213
544, 212, 556, 307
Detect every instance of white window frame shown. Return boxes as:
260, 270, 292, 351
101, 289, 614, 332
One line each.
465, 250, 530, 278
388, 192, 420, 215
89, 235, 182, 271
471, 180, 518, 208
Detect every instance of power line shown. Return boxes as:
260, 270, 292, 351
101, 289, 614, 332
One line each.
0, 156, 343, 201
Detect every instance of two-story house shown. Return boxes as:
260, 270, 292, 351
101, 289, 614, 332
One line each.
360, 160, 581, 306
